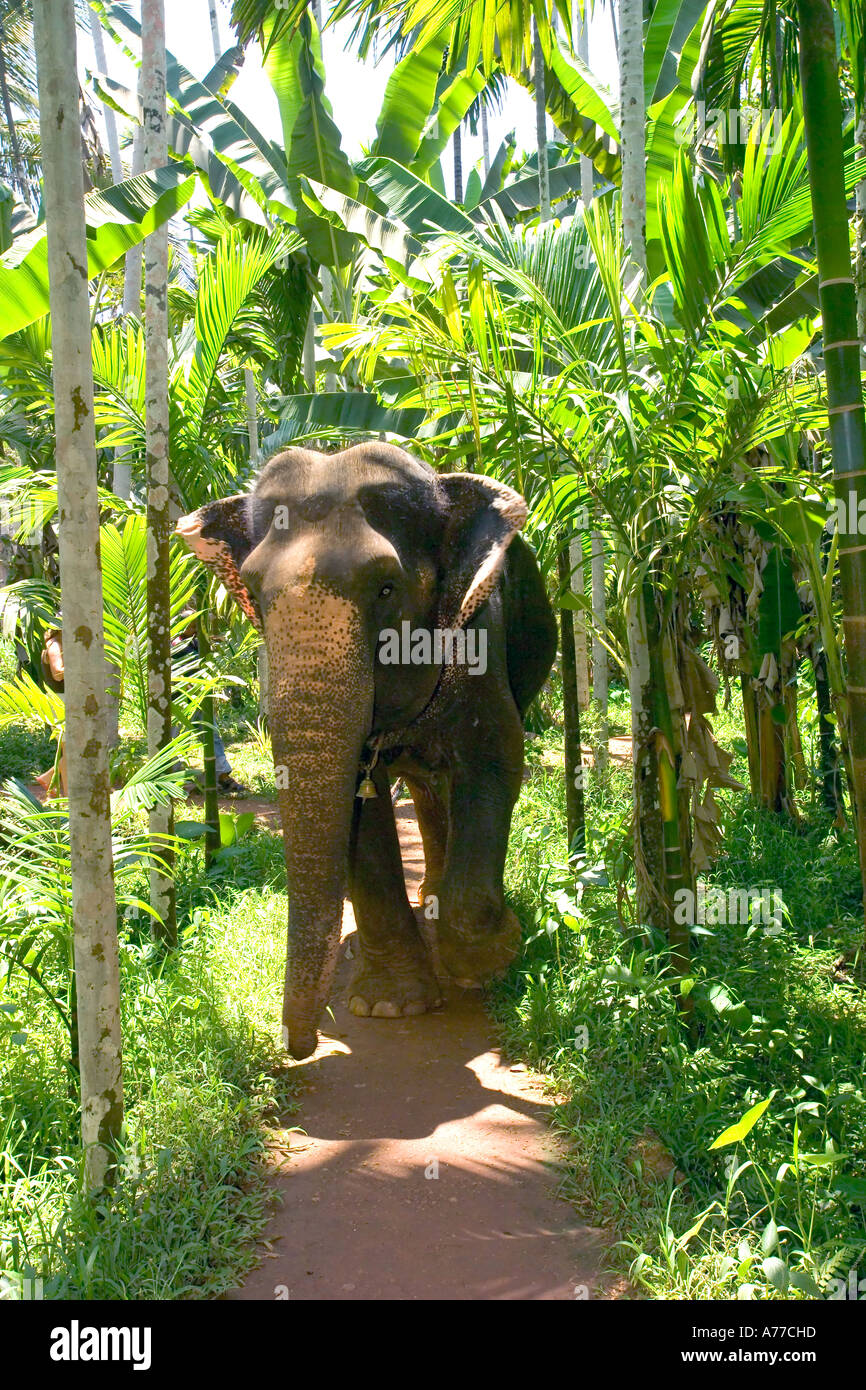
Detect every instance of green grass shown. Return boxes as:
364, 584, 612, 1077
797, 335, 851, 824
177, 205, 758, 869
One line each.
496, 685, 866, 1300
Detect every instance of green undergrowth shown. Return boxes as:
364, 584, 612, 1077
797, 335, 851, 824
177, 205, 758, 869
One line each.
1, 816, 295, 1300
498, 692, 866, 1301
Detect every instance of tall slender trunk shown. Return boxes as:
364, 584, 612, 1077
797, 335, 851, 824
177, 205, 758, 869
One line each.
121, 107, 144, 321
480, 102, 490, 177
618, 0, 646, 278
197, 601, 220, 866
533, 19, 550, 221
34, 0, 123, 1192
142, 0, 175, 945
452, 121, 463, 204
740, 674, 761, 800
558, 545, 585, 854
244, 366, 269, 716
576, 0, 594, 209
570, 536, 590, 710
302, 303, 316, 389
88, 4, 122, 182
207, 0, 221, 63
798, 0, 866, 928
0, 32, 25, 199
814, 646, 845, 817
591, 528, 609, 770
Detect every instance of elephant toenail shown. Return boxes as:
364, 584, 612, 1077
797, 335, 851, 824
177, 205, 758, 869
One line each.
371, 1000, 402, 1018
349, 996, 371, 1016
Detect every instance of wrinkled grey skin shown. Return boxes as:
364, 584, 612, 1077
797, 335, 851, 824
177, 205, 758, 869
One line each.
177, 443, 557, 1059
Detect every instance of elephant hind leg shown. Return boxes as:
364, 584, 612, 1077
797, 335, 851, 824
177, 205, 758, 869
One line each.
403, 773, 450, 910
347, 761, 442, 1019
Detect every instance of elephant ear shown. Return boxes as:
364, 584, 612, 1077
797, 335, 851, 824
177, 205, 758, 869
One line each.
436, 474, 528, 629
175, 495, 261, 631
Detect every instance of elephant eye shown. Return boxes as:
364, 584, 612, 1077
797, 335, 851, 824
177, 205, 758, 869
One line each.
379, 582, 395, 598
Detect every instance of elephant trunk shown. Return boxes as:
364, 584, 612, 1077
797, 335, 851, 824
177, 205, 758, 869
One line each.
264, 582, 373, 1060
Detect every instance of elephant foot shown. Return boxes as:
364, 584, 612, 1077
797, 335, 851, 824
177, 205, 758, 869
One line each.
438, 906, 522, 988
348, 958, 443, 1019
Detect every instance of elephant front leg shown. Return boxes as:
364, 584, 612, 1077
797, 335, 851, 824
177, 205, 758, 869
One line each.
437, 722, 524, 987
347, 761, 442, 1019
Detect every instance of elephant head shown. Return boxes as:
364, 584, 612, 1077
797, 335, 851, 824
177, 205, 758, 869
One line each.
176, 443, 527, 1058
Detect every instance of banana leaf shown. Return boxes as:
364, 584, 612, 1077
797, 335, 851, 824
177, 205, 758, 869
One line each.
0, 165, 196, 342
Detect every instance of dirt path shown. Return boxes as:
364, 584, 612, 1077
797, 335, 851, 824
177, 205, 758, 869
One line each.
228, 803, 609, 1302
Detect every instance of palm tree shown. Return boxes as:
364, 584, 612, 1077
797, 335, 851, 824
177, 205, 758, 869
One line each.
32, 0, 122, 1192
141, 0, 176, 946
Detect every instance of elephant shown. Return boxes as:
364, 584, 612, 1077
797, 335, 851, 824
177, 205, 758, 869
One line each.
177, 443, 557, 1059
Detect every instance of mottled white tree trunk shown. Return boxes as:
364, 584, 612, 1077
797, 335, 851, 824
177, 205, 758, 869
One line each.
88, 4, 122, 181
142, 0, 175, 944
33, 0, 123, 1192
576, 3, 594, 210
207, 0, 221, 63
481, 102, 490, 177
121, 108, 144, 321
533, 18, 551, 221
618, 0, 646, 277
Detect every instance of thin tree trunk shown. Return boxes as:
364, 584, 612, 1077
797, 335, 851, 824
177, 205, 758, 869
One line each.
0, 33, 26, 199
244, 365, 259, 466
88, 4, 122, 181
570, 537, 590, 710
452, 121, 463, 204
207, 0, 221, 63
90, 4, 130, 534
740, 674, 761, 800
244, 366, 269, 715
142, 0, 175, 946
533, 18, 550, 221
576, 0, 594, 209
558, 545, 585, 854
798, 0, 866, 928
480, 101, 490, 178
618, 0, 646, 278
814, 646, 845, 817
302, 303, 316, 389
197, 603, 220, 866
34, 0, 123, 1192
122, 82, 145, 320
591, 528, 609, 769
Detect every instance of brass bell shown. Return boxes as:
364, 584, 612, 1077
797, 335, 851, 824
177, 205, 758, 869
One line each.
357, 776, 378, 800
